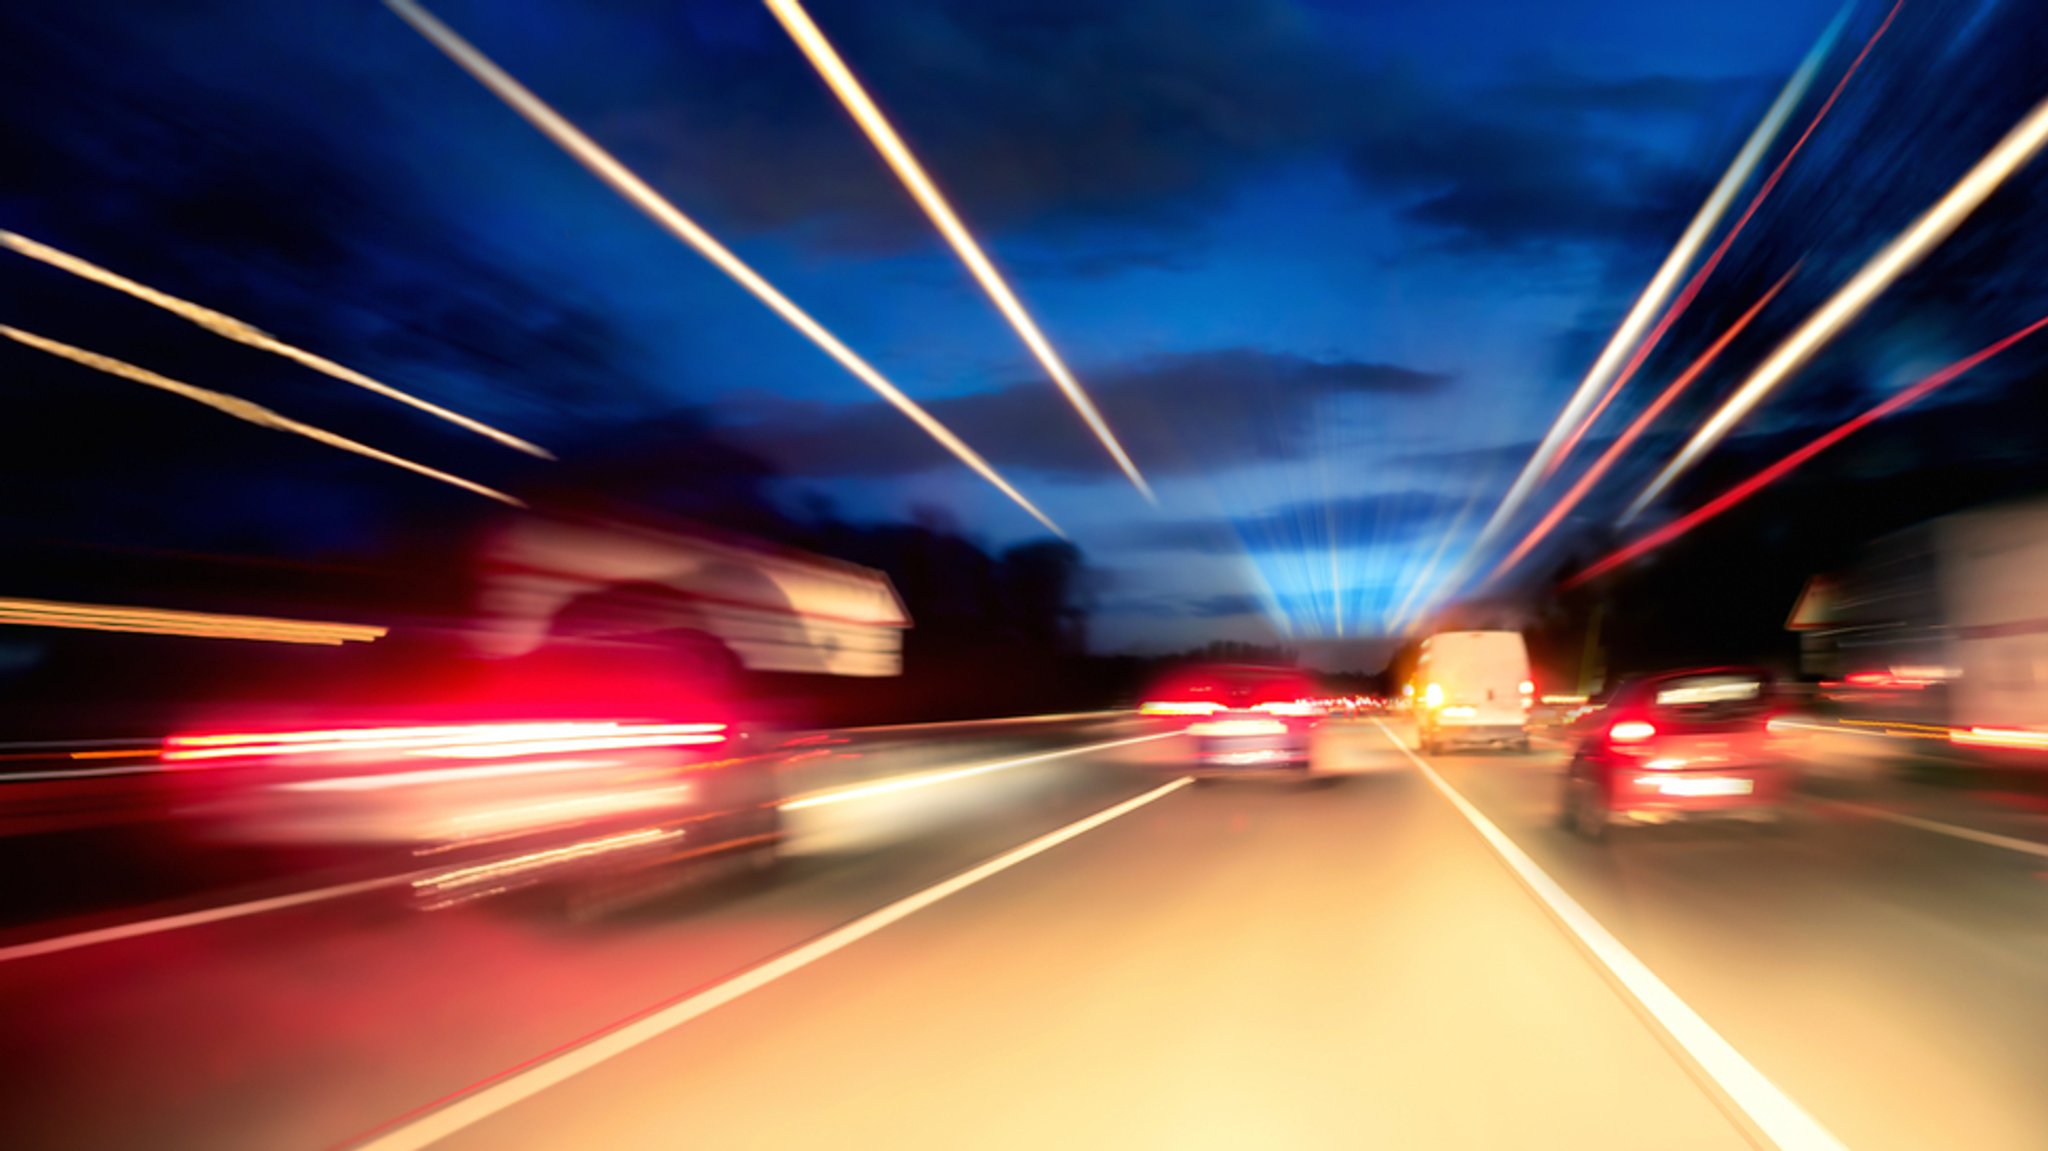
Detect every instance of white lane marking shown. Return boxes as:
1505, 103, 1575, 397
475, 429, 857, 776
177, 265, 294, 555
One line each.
350, 777, 1191, 1151
779, 731, 1179, 811
1817, 799, 2048, 860
1371, 720, 1844, 1151
2, 763, 165, 782
0, 874, 405, 964
832, 709, 1127, 734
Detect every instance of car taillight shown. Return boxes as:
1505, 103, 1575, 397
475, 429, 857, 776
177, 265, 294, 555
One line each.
1519, 680, 1534, 695
1607, 720, 1656, 743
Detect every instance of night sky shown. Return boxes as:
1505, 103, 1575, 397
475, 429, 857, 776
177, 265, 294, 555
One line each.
7, 0, 2044, 655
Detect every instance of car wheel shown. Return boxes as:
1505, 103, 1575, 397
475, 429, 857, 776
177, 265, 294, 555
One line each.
1569, 777, 1609, 841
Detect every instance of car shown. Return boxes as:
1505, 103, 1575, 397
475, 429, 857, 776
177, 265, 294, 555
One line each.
1413, 630, 1533, 754
1558, 667, 1791, 840
159, 638, 785, 916
1141, 664, 1327, 781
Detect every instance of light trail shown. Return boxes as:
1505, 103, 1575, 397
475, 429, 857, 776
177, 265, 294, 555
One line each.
764, 0, 1155, 504
1487, 267, 1797, 584
385, 0, 1063, 537
1386, 489, 1484, 634
1468, 3, 1849, 551
0, 230, 549, 458
0, 596, 385, 645
1544, 0, 1903, 478
2, 325, 522, 506
1624, 91, 2048, 521
1571, 312, 2048, 586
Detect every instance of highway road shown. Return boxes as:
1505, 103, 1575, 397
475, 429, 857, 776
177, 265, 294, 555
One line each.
5, 716, 2048, 1149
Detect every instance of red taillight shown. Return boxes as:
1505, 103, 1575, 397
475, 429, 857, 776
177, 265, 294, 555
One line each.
161, 721, 727, 762
1607, 720, 1657, 743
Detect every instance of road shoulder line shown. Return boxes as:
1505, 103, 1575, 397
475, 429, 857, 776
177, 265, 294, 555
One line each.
1370, 720, 1842, 1151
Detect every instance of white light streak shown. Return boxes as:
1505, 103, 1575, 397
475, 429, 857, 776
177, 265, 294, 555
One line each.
765, 0, 1154, 503
2, 326, 521, 506
1472, 4, 1849, 548
385, 0, 1063, 536
0, 230, 549, 458
1625, 89, 2048, 520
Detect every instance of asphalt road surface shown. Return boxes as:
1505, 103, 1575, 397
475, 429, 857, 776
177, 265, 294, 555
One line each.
5, 717, 2047, 1149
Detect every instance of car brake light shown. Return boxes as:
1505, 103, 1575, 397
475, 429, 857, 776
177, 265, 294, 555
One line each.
1519, 680, 1534, 695
1607, 720, 1657, 743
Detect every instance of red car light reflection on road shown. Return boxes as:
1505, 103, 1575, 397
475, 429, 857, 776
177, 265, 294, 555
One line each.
1608, 720, 1658, 743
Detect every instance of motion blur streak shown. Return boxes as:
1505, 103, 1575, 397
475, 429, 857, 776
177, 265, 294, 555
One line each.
1574, 313, 2048, 585
1488, 269, 1797, 583
0, 326, 523, 506
1469, 3, 1848, 551
1821, 798, 2048, 859
0, 231, 550, 458
1951, 727, 2048, 751
766, 0, 1156, 504
162, 722, 724, 762
0, 596, 385, 646
1374, 722, 1845, 1151
384, 0, 1064, 537
410, 828, 677, 899
347, 778, 1192, 1151
778, 730, 1179, 811
1625, 91, 2048, 520
1544, 0, 1900, 477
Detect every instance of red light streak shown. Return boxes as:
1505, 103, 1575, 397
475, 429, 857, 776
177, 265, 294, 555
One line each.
1567, 312, 2048, 587
1544, 0, 1902, 480
1492, 269, 1795, 582
163, 722, 726, 762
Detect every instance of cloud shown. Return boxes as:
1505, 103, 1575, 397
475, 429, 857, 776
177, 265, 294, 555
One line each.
1342, 66, 1703, 255
728, 348, 1451, 479
1187, 592, 1271, 618
1491, 72, 1764, 117
587, 0, 1364, 255
554, 2, 1716, 261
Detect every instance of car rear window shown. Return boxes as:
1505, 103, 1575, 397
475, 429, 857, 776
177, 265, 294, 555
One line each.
1650, 673, 1771, 720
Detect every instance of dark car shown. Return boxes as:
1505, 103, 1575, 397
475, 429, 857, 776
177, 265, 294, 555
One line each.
1558, 668, 1791, 839
1141, 664, 1327, 781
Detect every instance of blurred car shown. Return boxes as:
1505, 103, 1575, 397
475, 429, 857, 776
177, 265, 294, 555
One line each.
159, 638, 784, 915
1558, 667, 1790, 840
1413, 630, 1533, 753
1141, 665, 1327, 781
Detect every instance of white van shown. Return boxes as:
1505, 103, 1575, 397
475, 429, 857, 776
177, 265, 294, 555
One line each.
1414, 630, 1532, 753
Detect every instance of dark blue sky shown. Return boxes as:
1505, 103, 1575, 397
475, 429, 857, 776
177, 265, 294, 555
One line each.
13, 0, 2040, 652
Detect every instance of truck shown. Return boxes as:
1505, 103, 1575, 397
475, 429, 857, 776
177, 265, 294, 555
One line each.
1791, 498, 2048, 750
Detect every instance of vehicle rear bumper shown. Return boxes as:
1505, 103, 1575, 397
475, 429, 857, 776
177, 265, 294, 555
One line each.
1190, 735, 1311, 774
1430, 723, 1526, 746
1610, 766, 1785, 818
